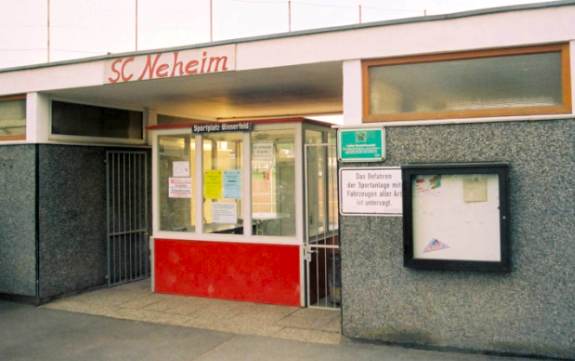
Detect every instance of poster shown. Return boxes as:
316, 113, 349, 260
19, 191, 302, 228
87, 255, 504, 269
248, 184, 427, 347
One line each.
172, 161, 190, 177
339, 167, 402, 215
252, 142, 274, 161
204, 170, 222, 199
223, 170, 241, 199
168, 177, 192, 198
212, 202, 237, 224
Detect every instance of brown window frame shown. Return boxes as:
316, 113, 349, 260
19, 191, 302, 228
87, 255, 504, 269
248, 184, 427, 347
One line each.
0, 94, 26, 141
362, 43, 572, 122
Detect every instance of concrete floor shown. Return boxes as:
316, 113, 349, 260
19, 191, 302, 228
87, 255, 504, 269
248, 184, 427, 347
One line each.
1, 300, 536, 361
43, 280, 342, 344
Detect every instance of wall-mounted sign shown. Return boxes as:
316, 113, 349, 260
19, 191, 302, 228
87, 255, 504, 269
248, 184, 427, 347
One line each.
339, 167, 402, 216
402, 163, 510, 272
203, 170, 223, 199
338, 128, 385, 162
172, 161, 190, 177
105, 45, 235, 84
212, 202, 237, 224
168, 177, 192, 198
223, 170, 241, 199
192, 122, 252, 134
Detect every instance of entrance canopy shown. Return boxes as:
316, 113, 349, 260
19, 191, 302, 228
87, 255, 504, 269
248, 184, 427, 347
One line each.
47, 62, 342, 121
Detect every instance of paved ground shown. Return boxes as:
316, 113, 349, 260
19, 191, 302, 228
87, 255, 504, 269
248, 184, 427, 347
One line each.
1, 300, 535, 361
43, 280, 341, 344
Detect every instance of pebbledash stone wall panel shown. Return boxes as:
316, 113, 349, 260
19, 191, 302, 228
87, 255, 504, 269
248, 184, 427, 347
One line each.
340, 118, 575, 359
0, 145, 37, 297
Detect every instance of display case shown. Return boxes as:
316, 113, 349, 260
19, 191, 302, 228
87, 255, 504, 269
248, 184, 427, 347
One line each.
402, 163, 510, 272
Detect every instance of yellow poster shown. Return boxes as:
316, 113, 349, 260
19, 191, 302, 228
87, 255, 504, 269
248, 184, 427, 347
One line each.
203, 170, 223, 199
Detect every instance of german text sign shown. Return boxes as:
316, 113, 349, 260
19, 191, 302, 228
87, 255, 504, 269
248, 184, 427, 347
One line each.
338, 128, 385, 162
339, 167, 402, 216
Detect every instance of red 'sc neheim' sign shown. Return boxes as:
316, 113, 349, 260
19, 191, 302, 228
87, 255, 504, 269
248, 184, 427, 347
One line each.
104, 45, 235, 84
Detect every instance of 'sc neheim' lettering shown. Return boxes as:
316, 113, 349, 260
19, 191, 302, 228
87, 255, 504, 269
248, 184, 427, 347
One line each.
120, 57, 134, 82
207, 56, 229, 72
170, 52, 184, 77
107, 59, 122, 83
138, 54, 163, 80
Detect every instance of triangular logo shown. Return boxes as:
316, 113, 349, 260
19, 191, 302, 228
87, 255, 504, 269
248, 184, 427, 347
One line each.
423, 238, 449, 253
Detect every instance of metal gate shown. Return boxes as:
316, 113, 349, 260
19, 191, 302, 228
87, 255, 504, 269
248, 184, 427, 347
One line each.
304, 143, 340, 309
106, 151, 150, 286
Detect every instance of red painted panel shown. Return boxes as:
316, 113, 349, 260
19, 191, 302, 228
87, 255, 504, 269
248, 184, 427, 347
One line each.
154, 239, 301, 306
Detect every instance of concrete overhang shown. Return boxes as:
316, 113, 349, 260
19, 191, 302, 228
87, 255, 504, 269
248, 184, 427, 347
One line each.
47, 61, 342, 120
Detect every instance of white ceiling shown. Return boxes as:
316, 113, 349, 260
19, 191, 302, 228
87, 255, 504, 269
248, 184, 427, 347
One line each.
49, 62, 343, 120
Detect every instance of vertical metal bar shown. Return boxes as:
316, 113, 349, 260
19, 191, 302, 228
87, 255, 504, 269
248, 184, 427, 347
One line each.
123, 153, 127, 283
113, 153, 121, 283
47, 0, 51, 62
135, 0, 139, 51
144, 151, 149, 277
106, 152, 110, 286
303, 144, 310, 307
129, 153, 133, 281
137, 153, 142, 279
288, 0, 292, 32
209, 0, 214, 42
141, 152, 145, 278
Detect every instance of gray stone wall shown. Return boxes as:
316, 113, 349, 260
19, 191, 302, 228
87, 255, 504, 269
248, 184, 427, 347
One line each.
0, 145, 37, 297
37, 145, 109, 298
340, 118, 575, 359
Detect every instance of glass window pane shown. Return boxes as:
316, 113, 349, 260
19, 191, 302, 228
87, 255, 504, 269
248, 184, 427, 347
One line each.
251, 127, 296, 236
412, 174, 501, 262
158, 135, 196, 232
305, 130, 326, 238
369, 52, 563, 117
203, 133, 243, 234
0, 98, 26, 137
52, 101, 143, 139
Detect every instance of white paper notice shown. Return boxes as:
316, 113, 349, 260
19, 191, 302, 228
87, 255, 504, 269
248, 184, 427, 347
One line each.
172, 161, 190, 177
168, 177, 192, 198
339, 167, 402, 215
252, 142, 274, 161
212, 202, 237, 224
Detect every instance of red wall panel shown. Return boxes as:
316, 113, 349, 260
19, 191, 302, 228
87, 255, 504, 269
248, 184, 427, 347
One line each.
154, 239, 301, 306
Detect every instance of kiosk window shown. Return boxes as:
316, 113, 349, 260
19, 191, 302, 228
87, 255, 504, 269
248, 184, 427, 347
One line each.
251, 127, 296, 236
202, 133, 244, 234
364, 44, 571, 122
0, 96, 26, 140
158, 135, 196, 232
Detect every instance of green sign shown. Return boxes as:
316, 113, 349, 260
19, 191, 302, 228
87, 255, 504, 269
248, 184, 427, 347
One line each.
338, 128, 385, 162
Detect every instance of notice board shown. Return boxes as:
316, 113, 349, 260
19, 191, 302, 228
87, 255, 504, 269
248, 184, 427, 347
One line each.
402, 163, 510, 272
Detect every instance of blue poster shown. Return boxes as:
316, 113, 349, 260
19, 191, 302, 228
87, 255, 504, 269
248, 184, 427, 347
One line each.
223, 170, 241, 199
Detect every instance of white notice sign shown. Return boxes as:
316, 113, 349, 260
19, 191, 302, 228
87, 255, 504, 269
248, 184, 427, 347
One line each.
212, 202, 237, 224
172, 161, 190, 177
339, 167, 402, 216
168, 177, 192, 198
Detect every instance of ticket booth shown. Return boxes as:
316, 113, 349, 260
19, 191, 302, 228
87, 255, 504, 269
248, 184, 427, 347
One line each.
150, 118, 338, 307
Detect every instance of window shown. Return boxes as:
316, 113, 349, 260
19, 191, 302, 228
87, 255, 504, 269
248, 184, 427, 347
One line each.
158, 134, 196, 232
202, 132, 244, 234
0, 95, 26, 140
52, 101, 143, 140
363, 44, 571, 122
251, 126, 296, 236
